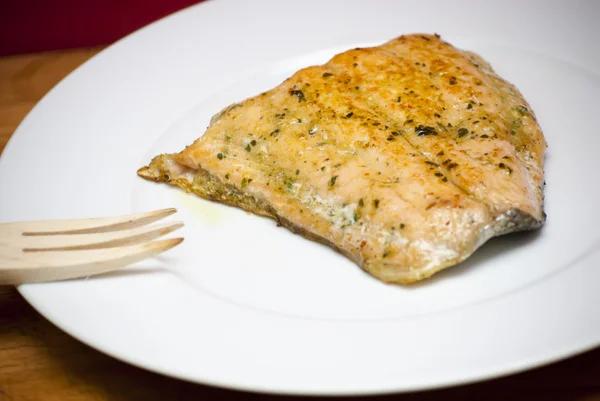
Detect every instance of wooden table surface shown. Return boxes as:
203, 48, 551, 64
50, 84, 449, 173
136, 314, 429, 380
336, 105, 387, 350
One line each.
1, 48, 599, 401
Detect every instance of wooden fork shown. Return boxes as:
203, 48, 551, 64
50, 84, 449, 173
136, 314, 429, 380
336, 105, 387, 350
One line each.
0, 208, 183, 285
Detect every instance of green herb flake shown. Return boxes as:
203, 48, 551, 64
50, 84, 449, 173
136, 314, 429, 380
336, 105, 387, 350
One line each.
296, 169, 300, 175
245, 144, 252, 152
415, 125, 438, 136
290, 89, 305, 102
374, 199, 380, 209
400, 223, 405, 229
330, 175, 338, 187
397, 96, 402, 103
217, 153, 224, 160
250, 140, 257, 146
458, 128, 469, 138
359, 198, 364, 207
467, 103, 473, 109
225, 173, 230, 180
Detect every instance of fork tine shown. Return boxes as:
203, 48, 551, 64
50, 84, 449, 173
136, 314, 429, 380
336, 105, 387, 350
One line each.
21, 208, 177, 235
1, 238, 183, 284
22, 221, 184, 252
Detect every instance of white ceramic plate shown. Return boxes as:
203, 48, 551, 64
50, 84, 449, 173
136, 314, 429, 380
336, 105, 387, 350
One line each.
1, 0, 600, 395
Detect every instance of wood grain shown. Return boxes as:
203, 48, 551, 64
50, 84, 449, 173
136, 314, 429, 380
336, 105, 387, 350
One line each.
0, 48, 599, 401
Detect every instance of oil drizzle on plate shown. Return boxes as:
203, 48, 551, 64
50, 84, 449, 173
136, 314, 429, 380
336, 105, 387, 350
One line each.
175, 190, 224, 225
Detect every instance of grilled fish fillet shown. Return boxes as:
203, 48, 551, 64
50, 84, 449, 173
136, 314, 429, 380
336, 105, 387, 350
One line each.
138, 33, 546, 284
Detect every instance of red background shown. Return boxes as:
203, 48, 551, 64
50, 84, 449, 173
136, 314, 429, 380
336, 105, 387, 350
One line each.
0, 0, 204, 56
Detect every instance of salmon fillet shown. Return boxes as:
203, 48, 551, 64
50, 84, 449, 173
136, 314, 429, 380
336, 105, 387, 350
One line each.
138, 33, 546, 284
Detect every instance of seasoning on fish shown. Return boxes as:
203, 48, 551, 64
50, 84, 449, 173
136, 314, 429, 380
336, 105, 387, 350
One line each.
138, 33, 546, 284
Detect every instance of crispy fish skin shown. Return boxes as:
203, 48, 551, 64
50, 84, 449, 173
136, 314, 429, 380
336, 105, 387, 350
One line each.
138, 33, 546, 284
